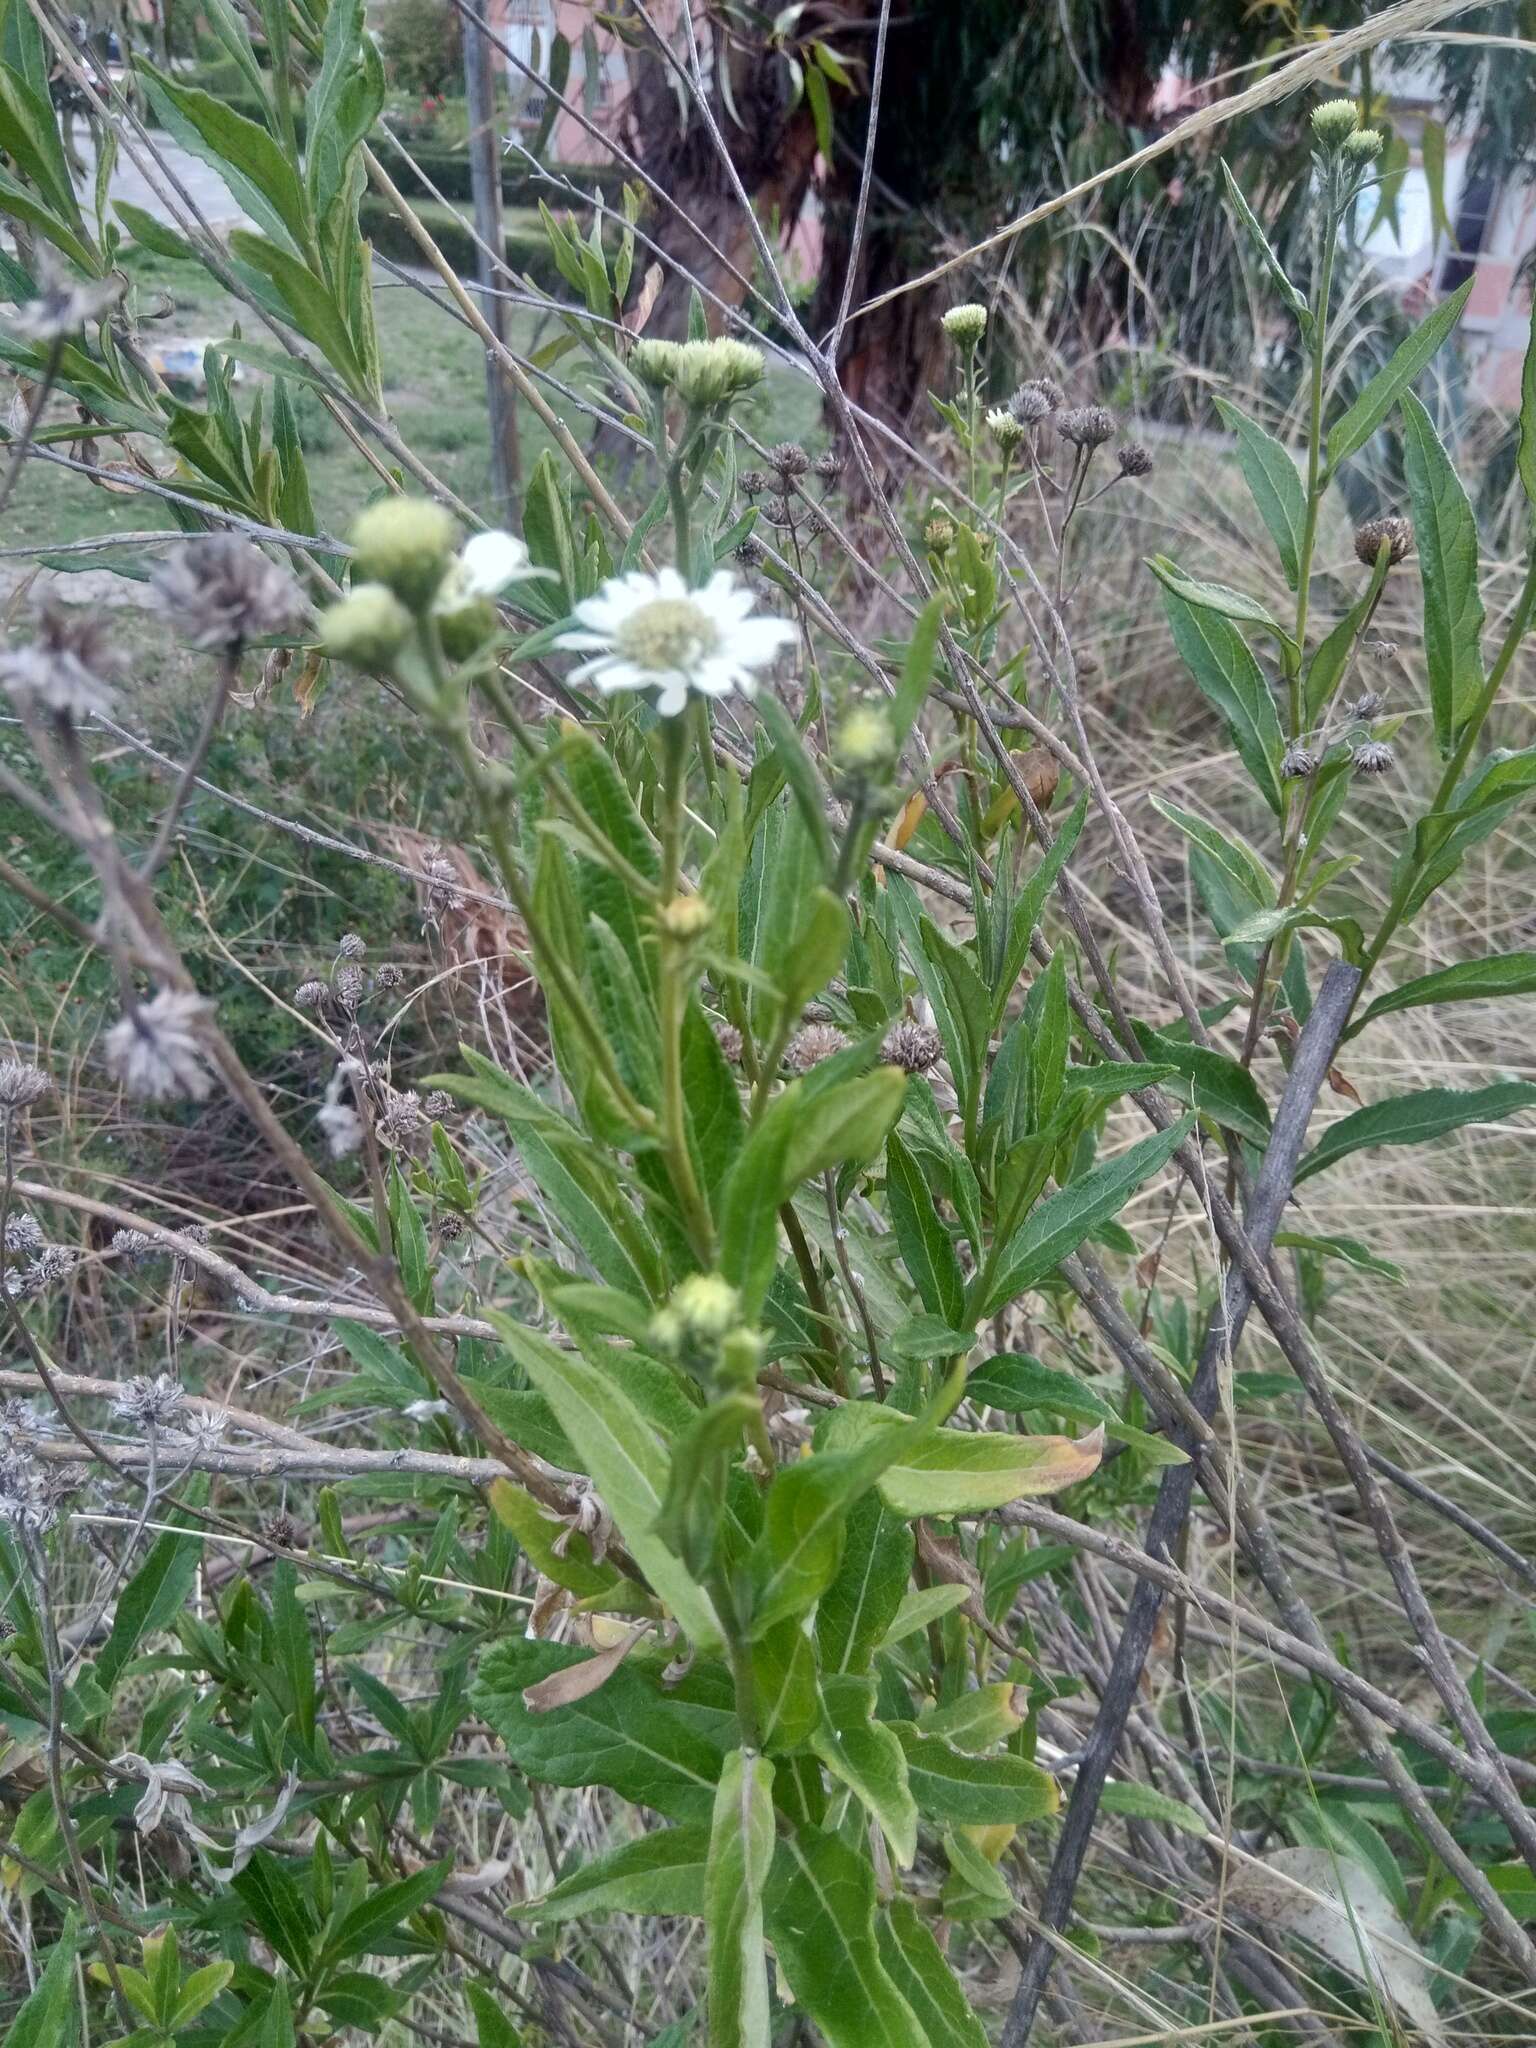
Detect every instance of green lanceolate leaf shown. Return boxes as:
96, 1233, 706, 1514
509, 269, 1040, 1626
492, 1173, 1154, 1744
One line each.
472, 1638, 732, 1820
1131, 1022, 1272, 1148
705, 1750, 775, 2048
1295, 1081, 1536, 1185
514, 1826, 710, 1921
885, 1131, 966, 1326
96, 1480, 207, 1690
1401, 389, 1484, 754
916, 1682, 1024, 1751
966, 1354, 1114, 1422
2, 1916, 78, 2048
1326, 276, 1474, 470
1350, 951, 1536, 1035
890, 596, 947, 746
1214, 397, 1307, 590
1100, 1781, 1208, 1835
1221, 160, 1312, 339
811, 1676, 918, 1867
876, 1899, 990, 2048
816, 1495, 914, 1677
895, 1727, 1058, 1825
1272, 1231, 1403, 1282
1147, 555, 1297, 660
822, 1403, 1103, 1516
489, 1314, 722, 1648
977, 1114, 1194, 1318
764, 1828, 928, 2048
1161, 589, 1285, 816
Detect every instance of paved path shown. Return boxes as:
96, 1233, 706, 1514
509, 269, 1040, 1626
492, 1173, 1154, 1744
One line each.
71, 124, 252, 232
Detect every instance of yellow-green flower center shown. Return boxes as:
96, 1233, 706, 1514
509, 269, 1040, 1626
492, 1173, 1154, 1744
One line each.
617, 598, 717, 672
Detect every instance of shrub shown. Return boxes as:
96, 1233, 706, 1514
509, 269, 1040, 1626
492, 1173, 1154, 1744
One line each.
376, 0, 463, 98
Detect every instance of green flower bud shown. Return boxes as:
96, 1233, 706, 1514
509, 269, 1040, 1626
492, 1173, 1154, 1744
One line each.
986, 405, 1027, 450
351, 497, 458, 611
942, 302, 988, 348
835, 706, 897, 776
659, 894, 714, 940
1310, 98, 1360, 148
319, 583, 413, 667
671, 1273, 741, 1341
1342, 126, 1384, 167
630, 338, 683, 390
670, 337, 766, 408
924, 516, 955, 555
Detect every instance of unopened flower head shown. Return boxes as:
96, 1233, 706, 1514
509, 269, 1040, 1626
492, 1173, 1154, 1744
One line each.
986, 406, 1027, 451
1058, 403, 1116, 449
103, 990, 215, 1103
924, 516, 955, 555
0, 1060, 48, 1112
942, 302, 988, 348
881, 1018, 943, 1074
7, 256, 124, 342
834, 706, 896, 777
0, 594, 121, 721
351, 497, 458, 611
785, 1022, 848, 1072
320, 583, 412, 668
1342, 126, 1383, 167
630, 338, 683, 390
668, 1273, 741, 1344
1311, 98, 1359, 148
113, 1372, 185, 1430
670, 338, 765, 408
659, 894, 714, 941
557, 567, 796, 718
1354, 515, 1413, 568
151, 534, 308, 651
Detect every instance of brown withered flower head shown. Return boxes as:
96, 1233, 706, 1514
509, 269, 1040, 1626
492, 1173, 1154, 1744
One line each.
151, 534, 309, 651
0, 1061, 48, 1115
1117, 442, 1154, 478
0, 595, 122, 721
1353, 516, 1413, 569
1352, 739, 1396, 776
784, 1023, 848, 1072
1058, 404, 1117, 450
1280, 742, 1320, 780
881, 1019, 943, 1075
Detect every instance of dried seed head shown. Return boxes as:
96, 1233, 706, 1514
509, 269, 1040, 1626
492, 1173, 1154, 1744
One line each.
318, 1098, 363, 1159
1348, 688, 1386, 720
941, 302, 988, 348
12, 1244, 78, 1297
0, 1060, 48, 1112
1008, 382, 1054, 427
1058, 403, 1116, 449
374, 963, 405, 993
2, 1216, 44, 1257
1351, 738, 1396, 776
0, 1449, 52, 1535
714, 1022, 743, 1064
0, 1616, 18, 1642
1280, 742, 1320, 780
1353, 515, 1413, 568
113, 1372, 185, 1429
762, 494, 793, 527
294, 978, 329, 1011
739, 470, 770, 499
422, 845, 464, 917
785, 1022, 848, 1072
1117, 442, 1154, 477
1362, 639, 1397, 663
103, 990, 215, 1103
174, 1409, 228, 1452
40, 1463, 87, 1509
881, 1018, 943, 1074
735, 535, 767, 568
813, 448, 843, 481
424, 1089, 455, 1119
110, 1228, 160, 1265
262, 1511, 303, 1552
0, 595, 122, 721
376, 1089, 423, 1150
332, 962, 366, 1013
768, 441, 810, 479
8, 257, 124, 341
437, 1211, 466, 1243
151, 534, 309, 650
337, 933, 366, 960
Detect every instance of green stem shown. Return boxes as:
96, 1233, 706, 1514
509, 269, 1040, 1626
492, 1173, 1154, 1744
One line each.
658, 716, 716, 1263
1360, 545, 1536, 984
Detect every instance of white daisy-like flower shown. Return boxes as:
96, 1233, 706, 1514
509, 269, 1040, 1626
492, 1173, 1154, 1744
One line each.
460, 530, 541, 595
556, 568, 797, 717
